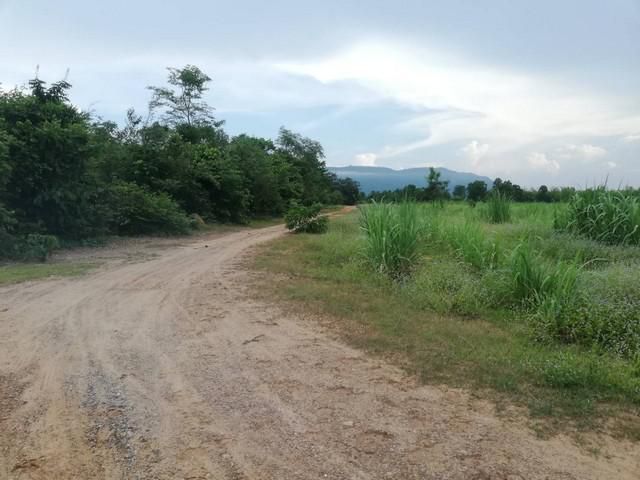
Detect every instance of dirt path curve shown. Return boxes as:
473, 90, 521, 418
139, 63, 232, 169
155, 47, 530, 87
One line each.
0, 220, 638, 479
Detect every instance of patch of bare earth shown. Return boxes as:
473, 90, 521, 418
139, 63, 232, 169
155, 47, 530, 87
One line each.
0, 217, 637, 478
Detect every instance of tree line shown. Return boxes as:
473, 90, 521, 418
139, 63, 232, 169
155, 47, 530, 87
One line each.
366, 168, 639, 204
0, 65, 360, 260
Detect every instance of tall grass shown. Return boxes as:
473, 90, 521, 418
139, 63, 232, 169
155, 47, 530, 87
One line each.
359, 201, 421, 279
510, 242, 580, 306
556, 187, 640, 245
444, 222, 500, 270
483, 191, 512, 224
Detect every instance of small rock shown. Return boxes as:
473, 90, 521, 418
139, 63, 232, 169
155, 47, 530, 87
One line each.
342, 420, 355, 427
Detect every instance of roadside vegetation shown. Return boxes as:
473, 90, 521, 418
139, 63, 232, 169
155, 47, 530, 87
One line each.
255, 199, 640, 437
0, 66, 359, 262
0, 262, 96, 285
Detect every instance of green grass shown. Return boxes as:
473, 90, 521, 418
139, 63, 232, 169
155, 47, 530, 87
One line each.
0, 262, 96, 285
253, 203, 640, 438
556, 187, 640, 245
483, 190, 512, 223
359, 201, 421, 279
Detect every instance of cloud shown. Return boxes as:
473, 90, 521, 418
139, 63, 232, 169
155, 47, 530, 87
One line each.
555, 143, 607, 161
461, 141, 489, 166
277, 40, 640, 160
528, 152, 560, 173
352, 152, 377, 166
624, 134, 640, 143
607, 161, 617, 169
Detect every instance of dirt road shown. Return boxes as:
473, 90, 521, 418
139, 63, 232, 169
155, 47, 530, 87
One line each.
0, 223, 638, 479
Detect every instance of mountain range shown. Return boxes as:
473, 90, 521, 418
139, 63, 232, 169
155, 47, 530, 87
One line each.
328, 166, 493, 194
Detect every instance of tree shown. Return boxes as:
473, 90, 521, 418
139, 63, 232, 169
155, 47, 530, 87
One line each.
536, 185, 552, 203
148, 65, 220, 128
275, 128, 332, 205
425, 167, 449, 205
452, 184, 466, 200
0, 78, 101, 237
466, 180, 488, 204
330, 174, 361, 205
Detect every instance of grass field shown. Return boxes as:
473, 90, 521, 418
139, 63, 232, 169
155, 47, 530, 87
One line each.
0, 262, 97, 285
254, 201, 640, 438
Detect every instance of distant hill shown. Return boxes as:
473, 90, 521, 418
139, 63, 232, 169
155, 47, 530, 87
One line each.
328, 166, 493, 194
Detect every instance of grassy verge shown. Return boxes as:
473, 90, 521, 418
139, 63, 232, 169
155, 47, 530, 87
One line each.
0, 262, 97, 285
253, 204, 640, 439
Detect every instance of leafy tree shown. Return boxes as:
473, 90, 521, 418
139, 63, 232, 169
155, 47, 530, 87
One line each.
148, 65, 221, 128
425, 167, 449, 205
467, 180, 488, 204
227, 135, 285, 215
536, 185, 552, 203
0, 78, 102, 237
452, 184, 466, 200
276, 128, 332, 205
330, 174, 360, 205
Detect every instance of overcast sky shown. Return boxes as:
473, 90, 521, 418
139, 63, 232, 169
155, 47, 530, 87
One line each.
1, 0, 639, 187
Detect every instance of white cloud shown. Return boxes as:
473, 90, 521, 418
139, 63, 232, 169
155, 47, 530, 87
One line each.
607, 161, 617, 169
623, 134, 640, 143
528, 152, 560, 173
461, 141, 490, 166
276, 40, 640, 158
555, 143, 607, 161
352, 152, 377, 166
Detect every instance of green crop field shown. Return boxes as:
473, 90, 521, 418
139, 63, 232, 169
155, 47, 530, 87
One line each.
255, 200, 640, 438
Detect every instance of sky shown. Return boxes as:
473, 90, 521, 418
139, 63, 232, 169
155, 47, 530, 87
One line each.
1, 0, 639, 187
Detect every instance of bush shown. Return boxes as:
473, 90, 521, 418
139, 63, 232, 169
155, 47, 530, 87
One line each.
106, 182, 191, 235
285, 204, 328, 234
0, 232, 59, 261
556, 187, 640, 245
359, 201, 421, 279
483, 190, 512, 223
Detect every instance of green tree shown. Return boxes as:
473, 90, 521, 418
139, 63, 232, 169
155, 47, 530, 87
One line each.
276, 128, 332, 205
425, 167, 449, 205
0, 78, 101, 237
148, 65, 220, 128
466, 180, 488, 204
452, 184, 466, 200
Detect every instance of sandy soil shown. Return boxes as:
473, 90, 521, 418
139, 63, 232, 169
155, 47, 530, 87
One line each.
0, 221, 638, 479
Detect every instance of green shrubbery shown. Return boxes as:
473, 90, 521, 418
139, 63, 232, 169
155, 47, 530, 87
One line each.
285, 204, 328, 234
106, 182, 191, 235
0, 68, 359, 261
0, 232, 60, 261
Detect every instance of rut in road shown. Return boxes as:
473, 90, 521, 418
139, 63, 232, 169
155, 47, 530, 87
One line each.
0, 223, 638, 479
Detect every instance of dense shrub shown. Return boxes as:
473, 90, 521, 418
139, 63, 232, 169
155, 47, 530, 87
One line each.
0, 232, 59, 261
285, 204, 328, 234
555, 187, 640, 245
359, 201, 421, 279
106, 182, 191, 235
